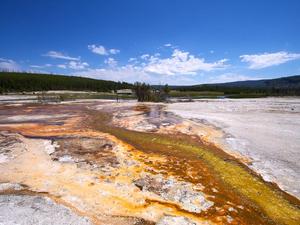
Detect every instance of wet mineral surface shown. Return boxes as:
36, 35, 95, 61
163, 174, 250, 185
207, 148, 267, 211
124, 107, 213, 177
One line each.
0, 100, 299, 225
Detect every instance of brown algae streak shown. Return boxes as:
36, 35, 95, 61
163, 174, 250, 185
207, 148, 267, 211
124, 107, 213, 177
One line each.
89, 110, 300, 225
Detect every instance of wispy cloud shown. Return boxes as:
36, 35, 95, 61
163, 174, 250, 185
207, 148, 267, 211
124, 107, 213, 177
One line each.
75, 65, 201, 85
75, 65, 150, 84
30, 64, 52, 68
240, 51, 300, 69
57, 64, 67, 69
109, 49, 120, 54
10, 45, 297, 85
68, 61, 89, 70
0, 58, 20, 71
104, 57, 117, 67
88, 44, 120, 55
143, 49, 228, 75
163, 43, 178, 49
75, 48, 230, 84
57, 61, 89, 70
128, 57, 138, 63
43, 51, 80, 61
88, 45, 107, 55
140, 54, 150, 60
30, 65, 44, 68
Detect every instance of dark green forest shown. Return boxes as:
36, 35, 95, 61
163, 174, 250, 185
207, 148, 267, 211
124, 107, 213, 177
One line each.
172, 75, 300, 96
0, 72, 132, 93
1, 72, 300, 97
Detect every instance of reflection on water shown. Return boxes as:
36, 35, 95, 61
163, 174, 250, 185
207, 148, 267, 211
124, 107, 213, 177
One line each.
135, 104, 182, 128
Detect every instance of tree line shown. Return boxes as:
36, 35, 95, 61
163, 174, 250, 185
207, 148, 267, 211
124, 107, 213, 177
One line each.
0, 72, 132, 93
173, 75, 300, 96
175, 84, 300, 96
1, 71, 299, 97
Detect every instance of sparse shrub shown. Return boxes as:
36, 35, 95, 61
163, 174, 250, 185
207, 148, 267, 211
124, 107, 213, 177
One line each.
134, 82, 170, 102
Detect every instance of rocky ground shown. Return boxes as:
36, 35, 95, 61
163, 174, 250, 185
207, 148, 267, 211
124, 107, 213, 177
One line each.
0, 194, 92, 225
167, 98, 300, 198
0, 99, 299, 225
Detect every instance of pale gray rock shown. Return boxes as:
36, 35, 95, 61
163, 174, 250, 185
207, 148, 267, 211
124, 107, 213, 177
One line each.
0, 183, 25, 192
156, 216, 196, 225
0, 132, 26, 163
0, 195, 92, 225
134, 174, 213, 213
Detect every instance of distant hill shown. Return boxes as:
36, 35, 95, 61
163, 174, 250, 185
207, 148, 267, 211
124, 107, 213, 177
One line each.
210, 75, 300, 89
174, 75, 300, 96
0, 72, 132, 93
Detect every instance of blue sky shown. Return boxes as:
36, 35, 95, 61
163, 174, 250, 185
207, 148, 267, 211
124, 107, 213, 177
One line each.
0, 0, 300, 85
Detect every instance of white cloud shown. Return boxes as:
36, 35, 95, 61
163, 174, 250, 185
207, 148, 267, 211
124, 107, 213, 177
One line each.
104, 58, 117, 67
240, 51, 300, 69
30, 65, 43, 68
68, 61, 89, 70
109, 49, 120, 54
144, 49, 228, 75
141, 54, 150, 60
30, 64, 52, 68
88, 45, 108, 55
88, 44, 120, 55
57, 64, 67, 69
128, 57, 137, 62
75, 65, 201, 85
0, 58, 20, 71
43, 51, 80, 61
163, 43, 178, 49
74, 48, 230, 84
56, 61, 89, 70
75, 65, 150, 83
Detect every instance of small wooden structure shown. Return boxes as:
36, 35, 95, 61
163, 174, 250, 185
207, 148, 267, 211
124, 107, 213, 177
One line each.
116, 89, 133, 95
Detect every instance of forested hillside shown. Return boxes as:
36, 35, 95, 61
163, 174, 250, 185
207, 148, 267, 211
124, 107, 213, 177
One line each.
0, 72, 132, 93
173, 75, 300, 96
1, 72, 300, 96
